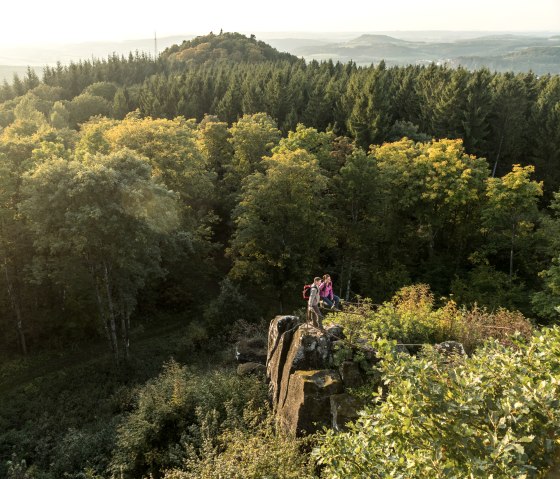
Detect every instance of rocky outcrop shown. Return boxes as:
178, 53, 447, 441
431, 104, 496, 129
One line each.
330, 393, 365, 431
235, 336, 268, 377
265, 315, 469, 436
266, 316, 376, 436
278, 369, 343, 435
435, 340, 466, 356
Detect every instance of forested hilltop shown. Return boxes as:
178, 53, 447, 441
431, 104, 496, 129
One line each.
1, 32, 560, 478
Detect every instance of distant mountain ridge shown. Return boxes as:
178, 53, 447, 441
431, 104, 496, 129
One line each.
1, 31, 559, 81
294, 33, 560, 73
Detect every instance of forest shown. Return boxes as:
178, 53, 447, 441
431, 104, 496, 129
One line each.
0, 32, 559, 478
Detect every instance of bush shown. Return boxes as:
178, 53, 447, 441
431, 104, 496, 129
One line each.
451, 265, 528, 312
316, 327, 560, 478
203, 278, 260, 330
331, 284, 532, 352
164, 405, 315, 479
110, 360, 268, 478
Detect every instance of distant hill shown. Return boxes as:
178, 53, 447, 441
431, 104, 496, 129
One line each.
1, 31, 559, 80
295, 33, 560, 73
161, 32, 298, 64
453, 46, 560, 73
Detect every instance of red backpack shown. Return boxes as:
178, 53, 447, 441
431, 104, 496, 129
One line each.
303, 283, 320, 300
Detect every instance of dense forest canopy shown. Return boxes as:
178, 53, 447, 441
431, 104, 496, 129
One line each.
0, 31, 559, 356
1, 31, 560, 479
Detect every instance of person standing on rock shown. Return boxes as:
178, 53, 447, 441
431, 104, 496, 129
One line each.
307, 276, 323, 329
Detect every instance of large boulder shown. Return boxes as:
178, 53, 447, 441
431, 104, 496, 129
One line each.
435, 340, 466, 356
268, 318, 332, 408
339, 360, 364, 388
266, 315, 301, 405
277, 369, 343, 435
267, 316, 370, 436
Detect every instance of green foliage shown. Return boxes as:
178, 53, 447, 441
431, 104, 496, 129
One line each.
532, 191, 560, 321
0, 318, 224, 479
164, 406, 315, 479
532, 258, 560, 321
203, 278, 260, 328
67, 93, 111, 127
481, 164, 543, 279
273, 123, 336, 173
225, 112, 281, 200
1, 33, 560, 479
110, 360, 268, 478
316, 326, 560, 478
82, 82, 118, 102
21, 150, 178, 361
49, 101, 70, 129
451, 264, 528, 311
332, 284, 532, 352
228, 148, 331, 312
161, 32, 297, 65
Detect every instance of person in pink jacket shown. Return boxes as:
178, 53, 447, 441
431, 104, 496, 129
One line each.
319, 274, 340, 310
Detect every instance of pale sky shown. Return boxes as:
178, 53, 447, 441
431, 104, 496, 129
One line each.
1, 0, 559, 46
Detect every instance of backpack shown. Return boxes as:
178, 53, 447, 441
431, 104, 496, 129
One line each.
302, 283, 313, 300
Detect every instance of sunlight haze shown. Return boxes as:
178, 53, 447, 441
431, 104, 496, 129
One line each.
2, 0, 559, 46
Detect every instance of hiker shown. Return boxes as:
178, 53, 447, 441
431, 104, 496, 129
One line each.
307, 276, 323, 329
320, 274, 341, 310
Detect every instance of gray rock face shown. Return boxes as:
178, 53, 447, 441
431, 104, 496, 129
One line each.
277, 369, 343, 435
266, 315, 301, 406
268, 320, 333, 405
330, 393, 365, 431
339, 360, 364, 388
266, 316, 371, 436
435, 341, 466, 356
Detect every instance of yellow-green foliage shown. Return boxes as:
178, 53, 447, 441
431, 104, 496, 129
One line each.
110, 360, 269, 479
165, 406, 315, 479
332, 284, 532, 351
316, 326, 560, 478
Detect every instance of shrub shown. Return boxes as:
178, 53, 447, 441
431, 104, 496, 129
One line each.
316, 327, 560, 478
164, 405, 315, 479
331, 284, 532, 352
110, 360, 268, 478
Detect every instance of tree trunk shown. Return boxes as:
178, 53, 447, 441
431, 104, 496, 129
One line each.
3, 259, 27, 355
103, 261, 120, 364
120, 308, 129, 362
338, 263, 344, 298
94, 272, 115, 358
509, 222, 516, 280
345, 261, 352, 301
119, 299, 132, 362
492, 133, 504, 178
99, 261, 120, 366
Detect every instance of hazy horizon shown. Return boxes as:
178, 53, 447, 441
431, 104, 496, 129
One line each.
1, 0, 559, 47
2, 29, 559, 67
